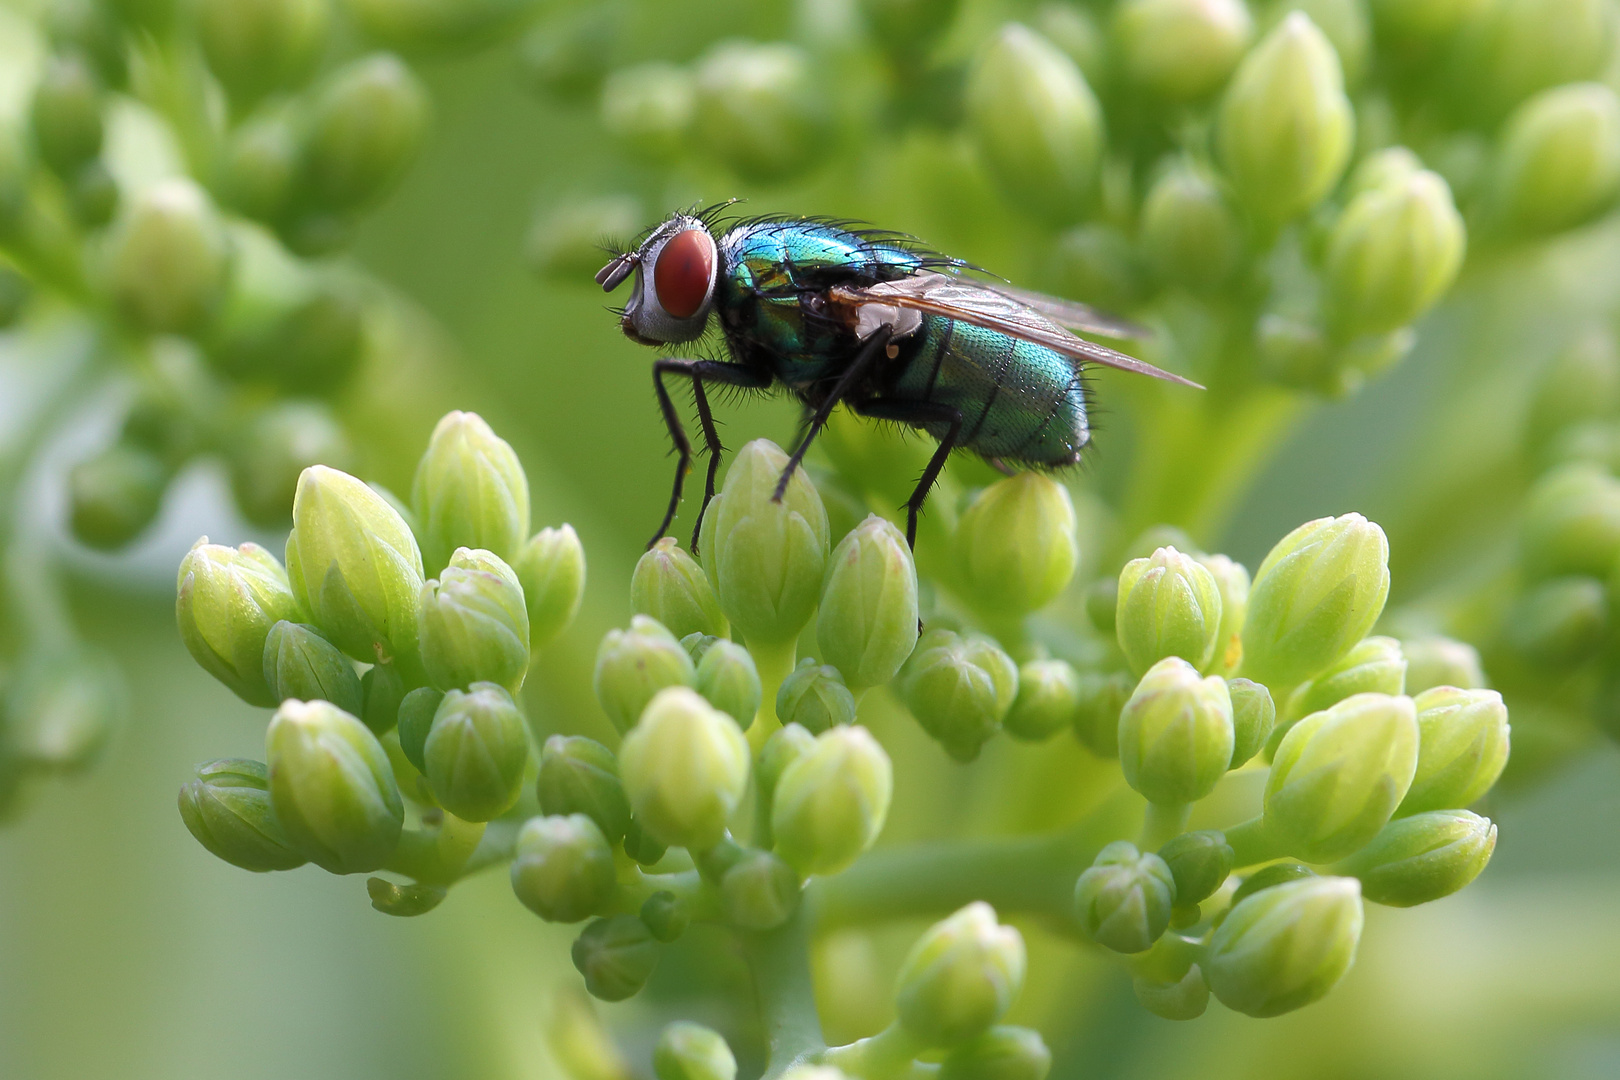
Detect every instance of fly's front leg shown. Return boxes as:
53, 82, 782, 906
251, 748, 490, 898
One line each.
854, 398, 964, 549
689, 378, 723, 550
651, 359, 696, 550
648, 358, 771, 551
772, 325, 895, 503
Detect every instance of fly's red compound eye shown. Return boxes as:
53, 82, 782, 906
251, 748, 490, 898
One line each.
653, 229, 715, 320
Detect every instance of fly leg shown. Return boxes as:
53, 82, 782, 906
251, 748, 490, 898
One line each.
852, 398, 964, 549
650, 358, 769, 551
771, 325, 896, 503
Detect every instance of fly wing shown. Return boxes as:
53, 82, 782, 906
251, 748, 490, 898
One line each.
980, 283, 1152, 341
829, 275, 1202, 389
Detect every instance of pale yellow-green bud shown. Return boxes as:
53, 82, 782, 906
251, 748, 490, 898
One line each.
1492, 83, 1620, 237
411, 410, 530, 576
1113, 0, 1252, 102
954, 475, 1078, 618
618, 687, 750, 850
1324, 170, 1465, 339
105, 179, 230, 334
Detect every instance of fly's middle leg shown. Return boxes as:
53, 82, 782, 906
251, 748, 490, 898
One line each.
853, 398, 965, 549
772, 325, 896, 504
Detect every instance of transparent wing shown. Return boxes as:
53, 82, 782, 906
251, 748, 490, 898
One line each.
980, 282, 1152, 341
829, 276, 1202, 389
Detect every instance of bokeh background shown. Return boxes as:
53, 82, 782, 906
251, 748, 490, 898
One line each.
3, 1, 1620, 1078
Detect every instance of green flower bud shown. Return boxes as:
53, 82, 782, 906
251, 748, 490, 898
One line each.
396, 686, 442, 773
1528, 327, 1620, 449
818, 515, 919, 689
1035, 2, 1108, 87
634, 538, 727, 640
1521, 464, 1620, 579
303, 54, 428, 211
898, 630, 1019, 762
219, 105, 302, 221
68, 443, 170, 549
419, 547, 530, 693
862, 0, 963, 58
197, 0, 328, 106
1133, 965, 1209, 1021
1454, 0, 1612, 117
695, 640, 761, 730
654, 1022, 736, 1080
105, 178, 230, 334
1113, 0, 1252, 102
1197, 554, 1249, 677
178, 758, 307, 872
1046, 223, 1149, 311
1119, 657, 1235, 805
1204, 876, 1363, 1017
966, 23, 1104, 223
176, 538, 304, 707
1334, 809, 1496, 906
641, 890, 690, 943
619, 687, 749, 850
1505, 576, 1607, 666
1265, 693, 1419, 862
367, 877, 445, 917
31, 53, 103, 176
262, 620, 363, 715
1116, 547, 1223, 676
1158, 830, 1234, 906
1217, 13, 1353, 221
1493, 83, 1620, 236
776, 658, 857, 735
1072, 671, 1131, 758
1282, 0, 1372, 86
284, 464, 425, 666
360, 662, 405, 735
594, 616, 697, 734
1230, 862, 1316, 906
411, 411, 529, 576
1283, 635, 1407, 732
516, 4, 619, 101
1084, 577, 1118, 635
955, 475, 1078, 618
1400, 635, 1487, 694
700, 440, 830, 647
572, 915, 660, 1002
1073, 841, 1177, 954
537, 735, 631, 843
896, 902, 1026, 1047
1367, 0, 1487, 43
1227, 678, 1276, 768
1399, 686, 1510, 815
511, 813, 617, 923
1140, 162, 1244, 291
515, 524, 586, 649
772, 725, 893, 877
720, 850, 801, 930
424, 682, 529, 822
757, 722, 817, 806
939, 1026, 1051, 1080
1004, 659, 1081, 742
227, 402, 355, 528
1241, 513, 1390, 687
1325, 170, 1465, 339
693, 42, 825, 182
601, 63, 695, 163
266, 698, 403, 873
1, 648, 122, 772
622, 817, 668, 866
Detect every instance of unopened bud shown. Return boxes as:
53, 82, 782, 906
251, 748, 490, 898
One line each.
1226, 678, 1276, 767
818, 515, 919, 689
424, 682, 529, 822
359, 662, 404, 735
1230, 862, 1317, 906
622, 817, 668, 866
538, 735, 631, 843
511, 813, 617, 923
3, 648, 122, 772
69, 442, 169, 550
1335, 809, 1496, 906
601, 63, 695, 163
955, 475, 1078, 617
896, 902, 1026, 1047
197, 0, 327, 106
695, 640, 760, 730
515, 524, 586, 649
419, 547, 530, 693
720, 850, 801, 930
594, 616, 697, 734
1140, 162, 1244, 291
176, 538, 304, 706
1073, 841, 1177, 954
693, 42, 825, 182
1282, 635, 1406, 734
105, 178, 229, 334
1520, 464, 1620, 579
1119, 657, 1235, 805
757, 722, 817, 806
773, 725, 893, 876
776, 658, 857, 735
1399, 686, 1510, 815
178, 758, 307, 872
1197, 554, 1249, 677
219, 105, 301, 220
1367, 0, 1488, 43
1204, 876, 1363, 1017
31, 53, 103, 176
619, 687, 749, 850
634, 538, 727, 640
898, 630, 1019, 762
303, 54, 427, 211
1117, 547, 1223, 675
1004, 659, 1081, 742
227, 401, 354, 528
395, 686, 442, 773
412, 411, 530, 576
262, 620, 363, 716
266, 698, 403, 873
1158, 830, 1234, 906
1505, 576, 1607, 666
1493, 83, 1620, 236
654, 1022, 735, 1080
1133, 965, 1209, 1021
1325, 170, 1464, 339
572, 915, 659, 1002
1400, 635, 1487, 694
1113, 0, 1252, 102
641, 890, 691, 943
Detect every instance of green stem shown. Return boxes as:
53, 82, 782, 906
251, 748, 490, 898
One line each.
1224, 815, 1287, 869
822, 1023, 925, 1080
744, 901, 825, 1080
748, 637, 798, 754
1139, 802, 1191, 851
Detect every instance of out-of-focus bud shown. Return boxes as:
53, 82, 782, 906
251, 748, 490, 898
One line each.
1324, 170, 1464, 339
572, 915, 660, 1002
1116, 547, 1223, 676
1004, 659, 1081, 742
265, 698, 403, 873
219, 105, 302, 220
30, 53, 103, 176
303, 54, 428, 211
1072, 670, 1131, 757
895, 902, 1026, 1047
594, 616, 696, 734
1074, 841, 1176, 953
1118, 657, 1234, 805
515, 524, 586, 649
1241, 513, 1390, 688
776, 658, 857, 735
262, 620, 363, 715
517, 5, 620, 102
619, 687, 749, 850
105, 178, 230, 334
1046, 223, 1149, 311
1282, 0, 1371, 87
641, 890, 690, 943
527, 194, 644, 281
228, 401, 354, 528
411, 411, 529, 576
693, 42, 825, 182
757, 722, 817, 808
69, 443, 170, 549
176, 538, 304, 706
1520, 464, 1620, 579
1113, 0, 1252, 102
2, 649, 122, 771
1265, 693, 1418, 862
1492, 83, 1620, 237
284, 464, 425, 666
538, 735, 631, 843
395, 686, 441, 772
419, 547, 530, 692
1204, 876, 1364, 1017
694, 640, 760, 730
939, 1026, 1051, 1080
178, 758, 307, 871
360, 661, 404, 735
1227, 678, 1276, 767
654, 1022, 735, 1080
1334, 809, 1496, 906
1216, 13, 1352, 222
1400, 635, 1487, 694
1199, 554, 1250, 677
1367, 0, 1488, 44
1230, 862, 1316, 906
1283, 635, 1406, 730
1035, 2, 1108, 87
897, 630, 1019, 762
1158, 830, 1234, 905
424, 682, 529, 822
1505, 576, 1607, 666
955, 475, 1078, 618
1399, 686, 1510, 815
862, 0, 963, 59
720, 850, 801, 929
1527, 327, 1620, 448
511, 813, 617, 923
622, 817, 668, 866
1133, 966, 1209, 1021
773, 725, 892, 876
634, 538, 727, 641
965, 23, 1104, 224
1454, 0, 1612, 117
818, 515, 919, 689
1141, 162, 1244, 291
197, 0, 328, 106
601, 63, 695, 163
1084, 577, 1118, 635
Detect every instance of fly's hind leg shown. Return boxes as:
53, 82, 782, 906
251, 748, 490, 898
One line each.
772, 325, 895, 503
852, 398, 964, 549
650, 358, 770, 552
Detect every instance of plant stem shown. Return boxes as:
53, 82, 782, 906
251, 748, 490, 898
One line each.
748, 637, 798, 754
1139, 802, 1190, 850
744, 901, 825, 1080
1224, 815, 1287, 868
822, 1023, 925, 1080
